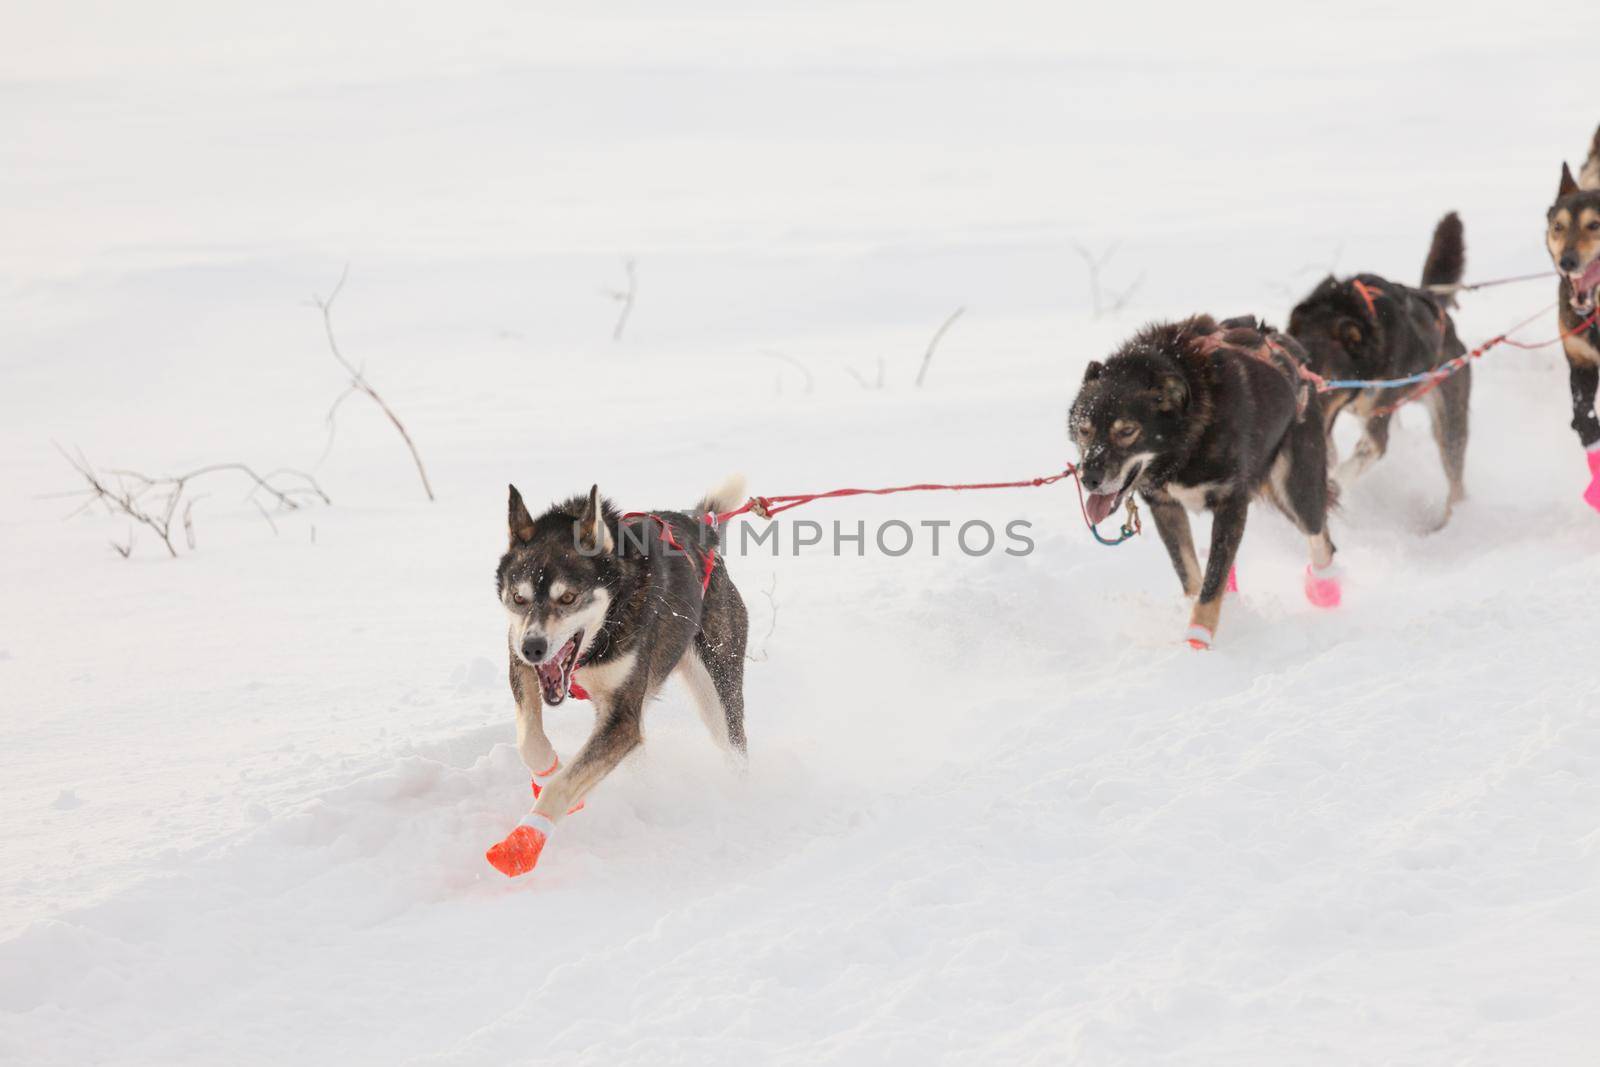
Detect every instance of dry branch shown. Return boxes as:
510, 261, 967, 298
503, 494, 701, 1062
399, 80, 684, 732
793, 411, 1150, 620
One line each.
761, 350, 815, 395
58, 445, 328, 560
746, 573, 779, 662
846, 357, 886, 391
914, 307, 965, 388
1072, 242, 1143, 318
603, 258, 637, 342
314, 267, 435, 501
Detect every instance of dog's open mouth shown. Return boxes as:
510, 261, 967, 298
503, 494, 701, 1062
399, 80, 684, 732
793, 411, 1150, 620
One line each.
534, 629, 584, 706
1085, 465, 1142, 527
1569, 259, 1600, 314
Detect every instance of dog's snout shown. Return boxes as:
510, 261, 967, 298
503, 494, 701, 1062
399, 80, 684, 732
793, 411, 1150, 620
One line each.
1561, 253, 1580, 273
521, 635, 548, 663
1080, 466, 1105, 492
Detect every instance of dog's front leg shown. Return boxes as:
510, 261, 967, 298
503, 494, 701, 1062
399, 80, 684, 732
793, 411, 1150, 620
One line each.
509, 656, 557, 782
485, 697, 644, 878
533, 700, 642, 820
1145, 494, 1201, 597
1567, 360, 1600, 512
1186, 497, 1248, 649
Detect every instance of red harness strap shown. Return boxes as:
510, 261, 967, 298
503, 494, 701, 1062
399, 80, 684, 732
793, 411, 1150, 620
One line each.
1193, 320, 1311, 417
1351, 278, 1383, 319
620, 511, 718, 594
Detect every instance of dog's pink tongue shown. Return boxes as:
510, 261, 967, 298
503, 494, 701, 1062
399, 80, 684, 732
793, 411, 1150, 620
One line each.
1580, 259, 1600, 293
1085, 492, 1117, 526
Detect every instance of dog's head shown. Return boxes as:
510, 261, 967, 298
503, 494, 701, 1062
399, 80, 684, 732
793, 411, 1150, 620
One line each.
496, 484, 617, 705
1068, 354, 1187, 526
1547, 163, 1600, 314
1287, 277, 1377, 373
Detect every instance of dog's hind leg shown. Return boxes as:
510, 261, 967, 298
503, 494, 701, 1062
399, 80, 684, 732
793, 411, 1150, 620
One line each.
688, 565, 749, 756
1333, 407, 1392, 489
1145, 494, 1202, 598
676, 646, 745, 756
1186, 496, 1248, 649
1426, 367, 1470, 527
1273, 421, 1341, 607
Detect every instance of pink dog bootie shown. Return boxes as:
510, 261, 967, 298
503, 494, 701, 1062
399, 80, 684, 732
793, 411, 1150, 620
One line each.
486, 812, 555, 878
1225, 567, 1239, 595
1584, 445, 1600, 513
1304, 562, 1342, 608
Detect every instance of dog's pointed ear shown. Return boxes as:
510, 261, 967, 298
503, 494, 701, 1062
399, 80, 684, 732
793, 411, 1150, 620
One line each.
1560, 162, 1579, 199
1155, 373, 1188, 412
508, 484, 535, 545
1082, 360, 1103, 384
1338, 319, 1364, 350
576, 484, 613, 555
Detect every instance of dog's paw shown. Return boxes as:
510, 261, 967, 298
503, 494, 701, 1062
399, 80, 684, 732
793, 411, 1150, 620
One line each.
485, 814, 554, 878
1184, 624, 1213, 650
1304, 562, 1342, 608
1584, 448, 1600, 512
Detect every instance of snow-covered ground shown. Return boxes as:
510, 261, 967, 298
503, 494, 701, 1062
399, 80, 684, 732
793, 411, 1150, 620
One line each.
5, 4, 1600, 1063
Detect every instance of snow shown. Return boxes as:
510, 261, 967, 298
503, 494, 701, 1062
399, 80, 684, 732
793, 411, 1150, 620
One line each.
4, 3, 1600, 1063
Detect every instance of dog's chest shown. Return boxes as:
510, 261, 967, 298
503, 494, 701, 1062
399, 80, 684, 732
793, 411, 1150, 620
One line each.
573, 651, 638, 699
1564, 331, 1600, 368
1164, 481, 1222, 512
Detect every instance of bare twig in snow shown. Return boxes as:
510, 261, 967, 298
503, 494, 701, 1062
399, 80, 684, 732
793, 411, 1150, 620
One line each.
845, 357, 886, 390
313, 267, 435, 501
746, 573, 779, 662
1106, 271, 1145, 314
914, 307, 965, 388
760, 350, 815, 395
253, 501, 279, 536
111, 528, 133, 559
182, 496, 204, 550
602, 258, 637, 342
58, 445, 328, 560
1073, 242, 1146, 318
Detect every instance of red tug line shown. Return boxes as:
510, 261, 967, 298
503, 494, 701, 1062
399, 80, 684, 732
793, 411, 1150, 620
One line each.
703, 467, 1141, 549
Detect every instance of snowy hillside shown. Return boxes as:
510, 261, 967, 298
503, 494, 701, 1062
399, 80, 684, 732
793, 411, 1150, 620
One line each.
4, 4, 1600, 1064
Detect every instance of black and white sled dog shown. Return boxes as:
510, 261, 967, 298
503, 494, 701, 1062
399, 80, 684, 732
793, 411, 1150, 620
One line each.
1546, 126, 1600, 512
1069, 316, 1341, 649
486, 479, 749, 877
1287, 212, 1470, 527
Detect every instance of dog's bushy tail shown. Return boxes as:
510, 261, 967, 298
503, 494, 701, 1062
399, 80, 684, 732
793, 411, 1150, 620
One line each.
1581, 124, 1600, 190
695, 474, 747, 545
1421, 211, 1465, 304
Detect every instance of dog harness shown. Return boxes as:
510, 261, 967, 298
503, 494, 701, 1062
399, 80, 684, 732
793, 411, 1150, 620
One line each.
621, 510, 719, 594
1192, 317, 1313, 418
